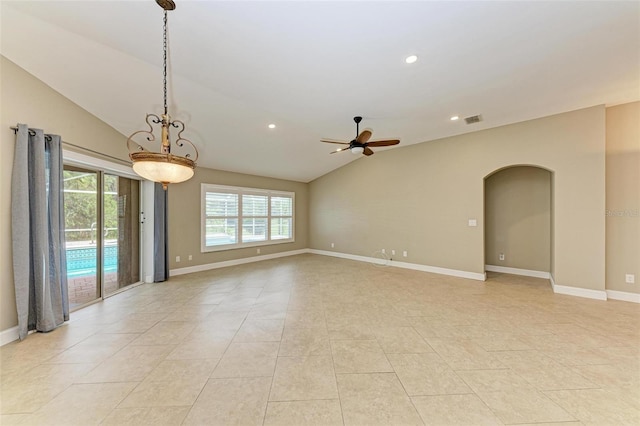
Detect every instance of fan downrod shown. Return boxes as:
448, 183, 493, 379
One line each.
353, 116, 362, 138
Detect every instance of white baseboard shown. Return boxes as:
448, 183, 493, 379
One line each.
606, 290, 640, 304
170, 249, 309, 276
485, 265, 550, 279
0, 325, 19, 346
391, 260, 486, 281
309, 249, 486, 281
308, 249, 386, 266
552, 283, 607, 301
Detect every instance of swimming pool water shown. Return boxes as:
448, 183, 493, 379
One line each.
66, 245, 117, 277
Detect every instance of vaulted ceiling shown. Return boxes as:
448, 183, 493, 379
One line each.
2, 1, 638, 182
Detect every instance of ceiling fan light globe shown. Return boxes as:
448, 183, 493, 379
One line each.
350, 146, 364, 155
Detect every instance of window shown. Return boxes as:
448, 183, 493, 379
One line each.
202, 184, 294, 251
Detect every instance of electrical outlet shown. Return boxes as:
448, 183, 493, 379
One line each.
176, 256, 181, 262
391, 249, 396, 256
331, 242, 334, 248
257, 248, 261, 254
468, 219, 477, 227
626, 274, 635, 284
188, 255, 192, 261
403, 251, 407, 257
499, 253, 505, 261
381, 248, 386, 254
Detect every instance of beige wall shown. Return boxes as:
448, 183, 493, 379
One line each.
605, 102, 640, 293
168, 167, 308, 271
485, 166, 551, 271
310, 106, 606, 291
0, 56, 131, 331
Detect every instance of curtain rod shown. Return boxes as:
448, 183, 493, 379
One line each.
11, 126, 52, 140
10, 126, 132, 166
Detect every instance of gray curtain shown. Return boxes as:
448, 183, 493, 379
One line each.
12, 124, 69, 340
153, 182, 168, 282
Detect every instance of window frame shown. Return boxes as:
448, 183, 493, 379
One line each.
201, 183, 295, 252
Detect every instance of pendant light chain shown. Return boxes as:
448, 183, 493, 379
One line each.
126, 0, 198, 190
163, 10, 168, 116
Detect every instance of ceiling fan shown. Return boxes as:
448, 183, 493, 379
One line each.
320, 116, 400, 156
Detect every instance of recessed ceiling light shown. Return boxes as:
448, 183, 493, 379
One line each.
268, 124, 276, 129
405, 55, 418, 64
450, 116, 459, 121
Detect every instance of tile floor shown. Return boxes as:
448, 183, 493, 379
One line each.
1, 254, 639, 425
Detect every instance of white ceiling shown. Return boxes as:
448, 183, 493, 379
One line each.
2, 1, 638, 182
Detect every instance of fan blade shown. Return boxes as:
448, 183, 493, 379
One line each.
330, 148, 346, 154
356, 129, 372, 143
366, 139, 400, 147
320, 139, 350, 145
363, 147, 374, 156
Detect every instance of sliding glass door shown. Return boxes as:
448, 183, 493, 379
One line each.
63, 166, 141, 310
64, 166, 101, 309
104, 173, 140, 296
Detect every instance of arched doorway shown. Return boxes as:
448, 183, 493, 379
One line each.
484, 165, 553, 277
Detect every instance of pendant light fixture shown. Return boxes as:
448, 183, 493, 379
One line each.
126, 0, 198, 190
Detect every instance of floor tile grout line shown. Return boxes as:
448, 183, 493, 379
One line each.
326, 302, 347, 426
261, 278, 291, 426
